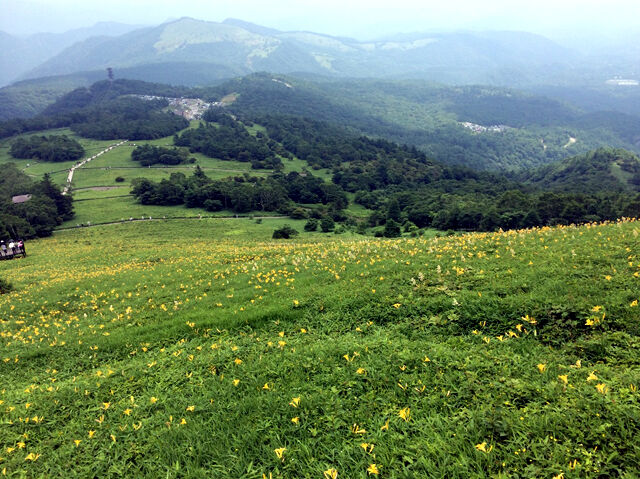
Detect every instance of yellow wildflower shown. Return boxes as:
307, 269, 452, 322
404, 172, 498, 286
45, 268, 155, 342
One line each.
398, 407, 411, 422
537, 363, 547, 373
367, 464, 380, 475
324, 468, 338, 479
274, 447, 286, 461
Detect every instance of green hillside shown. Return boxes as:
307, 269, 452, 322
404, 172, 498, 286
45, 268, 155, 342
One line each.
521, 148, 640, 193
9, 75, 639, 171
2, 85, 640, 237
1, 219, 640, 477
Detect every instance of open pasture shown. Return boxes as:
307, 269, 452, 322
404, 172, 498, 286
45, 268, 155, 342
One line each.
1, 219, 640, 477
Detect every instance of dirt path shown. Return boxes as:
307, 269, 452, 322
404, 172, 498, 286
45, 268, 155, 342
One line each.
563, 137, 577, 149
55, 215, 288, 231
62, 140, 128, 195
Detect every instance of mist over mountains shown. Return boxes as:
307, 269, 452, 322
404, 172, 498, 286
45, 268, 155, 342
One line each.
0, 22, 143, 87
1, 17, 638, 90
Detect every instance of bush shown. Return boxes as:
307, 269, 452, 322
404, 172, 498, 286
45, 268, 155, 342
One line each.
383, 219, 402, 238
290, 207, 308, 220
320, 217, 335, 233
304, 218, 319, 232
115, 176, 125, 183
272, 225, 299, 239
0, 278, 13, 295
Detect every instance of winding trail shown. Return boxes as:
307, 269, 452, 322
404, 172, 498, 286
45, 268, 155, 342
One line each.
62, 140, 128, 195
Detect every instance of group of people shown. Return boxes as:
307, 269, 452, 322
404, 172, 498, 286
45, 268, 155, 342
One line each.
0, 239, 26, 260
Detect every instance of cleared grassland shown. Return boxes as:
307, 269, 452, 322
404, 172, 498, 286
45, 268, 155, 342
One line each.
1, 219, 639, 478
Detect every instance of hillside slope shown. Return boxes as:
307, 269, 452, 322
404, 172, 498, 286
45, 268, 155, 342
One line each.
520, 148, 640, 192
1, 219, 640, 477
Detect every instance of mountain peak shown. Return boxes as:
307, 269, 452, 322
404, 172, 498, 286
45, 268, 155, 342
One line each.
222, 18, 281, 36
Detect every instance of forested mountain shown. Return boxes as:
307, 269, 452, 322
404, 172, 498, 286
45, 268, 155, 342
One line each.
1, 75, 639, 234
19, 18, 578, 87
518, 148, 640, 193
0, 80, 189, 140
3, 75, 640, 172
209, 74, 640, 170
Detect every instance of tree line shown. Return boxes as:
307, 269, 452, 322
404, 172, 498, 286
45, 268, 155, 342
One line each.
10, 135, 84, 162
0, 165, 74, 239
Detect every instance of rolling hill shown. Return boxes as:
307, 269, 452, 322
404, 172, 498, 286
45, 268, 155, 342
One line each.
4, 75, 640, 172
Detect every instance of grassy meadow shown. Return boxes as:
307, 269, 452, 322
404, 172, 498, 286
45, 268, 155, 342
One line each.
1, 219, 640, 477
0, 120, 333, 227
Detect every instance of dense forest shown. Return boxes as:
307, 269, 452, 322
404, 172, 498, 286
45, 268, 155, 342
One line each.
174, 112, 283, 170
518, 148, 640, 193
10, 134, 84, 162
0, 165, 74, 239
206, 74, 640, 171
131, 166, 347, 214
131, 145, 190, 166
1, 76, 640, 236
0, 80, 189, 140
130, 107, 640, 234
3, 75, 640, 170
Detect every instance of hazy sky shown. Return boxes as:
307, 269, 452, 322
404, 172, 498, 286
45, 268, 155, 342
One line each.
3, 0, 640, 44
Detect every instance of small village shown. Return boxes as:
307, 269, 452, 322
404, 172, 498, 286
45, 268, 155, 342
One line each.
133, 95, 223, 120
459, 121, 513, 133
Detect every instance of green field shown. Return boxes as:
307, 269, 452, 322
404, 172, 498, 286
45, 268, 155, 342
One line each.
0, 128, 123, 184
1, 219, 640, 477
0, 122, 297, 224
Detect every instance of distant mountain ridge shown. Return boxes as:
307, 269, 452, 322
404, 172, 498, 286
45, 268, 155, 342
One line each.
0, 22, 143, 87
19, 17, 578, 87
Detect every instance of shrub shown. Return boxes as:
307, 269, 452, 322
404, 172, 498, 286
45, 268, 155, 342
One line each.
290, 208, 308, 220
320, 217, 335, 233
272, 225, 299, 239
383, 219, 402, 238
115, 176, 125, 183
304, 218, 319, 232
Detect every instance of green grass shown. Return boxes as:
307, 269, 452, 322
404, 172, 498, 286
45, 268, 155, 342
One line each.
1, 119, 339, 225
1, 219, 640, 477
72, 187, 131, 201
64, 196, 211, 225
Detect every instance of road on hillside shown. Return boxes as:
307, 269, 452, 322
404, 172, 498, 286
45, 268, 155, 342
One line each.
62, 140, 128, 195
55, 215, 288, 231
